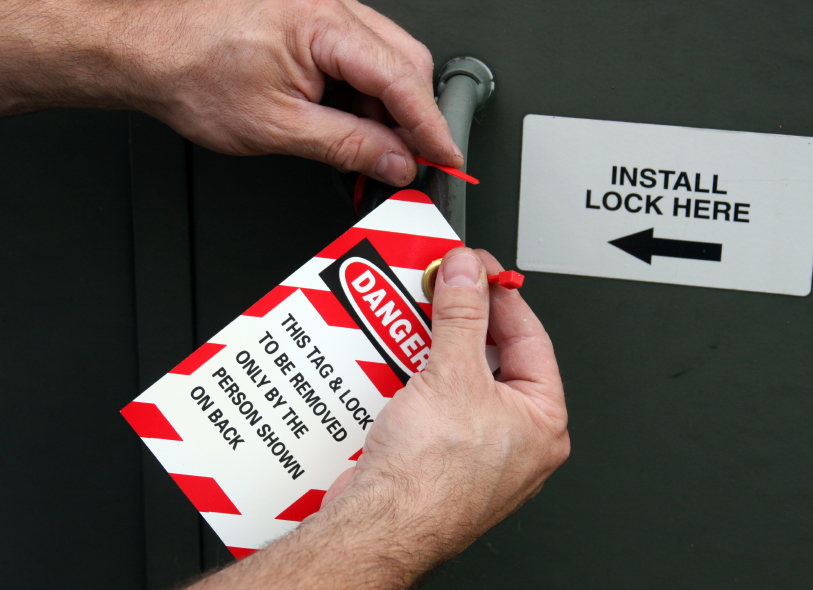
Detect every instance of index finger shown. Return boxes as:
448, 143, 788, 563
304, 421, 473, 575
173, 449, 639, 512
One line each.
310, 10, 463, 167
475, 250, 566, 413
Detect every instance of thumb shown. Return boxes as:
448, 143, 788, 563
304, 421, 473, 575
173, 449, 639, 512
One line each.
289, 100, 417, 186
424, 249, 490, 382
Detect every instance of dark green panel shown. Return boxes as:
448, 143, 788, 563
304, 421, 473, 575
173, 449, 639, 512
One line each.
0, 109, 145, 589
181, 1, 813, 588
361, 1, 813, 588
191, 150, 356, 346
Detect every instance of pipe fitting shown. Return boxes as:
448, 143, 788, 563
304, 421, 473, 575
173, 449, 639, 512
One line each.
437, 57, 495, 112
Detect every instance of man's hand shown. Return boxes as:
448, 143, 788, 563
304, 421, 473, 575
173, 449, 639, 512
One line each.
0, 0, 462, 186
322, 247, 570, 564
189, 249, 569, 589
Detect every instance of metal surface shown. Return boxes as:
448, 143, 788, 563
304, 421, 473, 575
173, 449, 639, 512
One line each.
427, 57, 494, 241
370, 2, 813, 588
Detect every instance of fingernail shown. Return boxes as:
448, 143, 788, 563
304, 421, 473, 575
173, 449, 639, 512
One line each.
375, 152, 407, 185
452, 141, 464, 163
442, 253, 480, 287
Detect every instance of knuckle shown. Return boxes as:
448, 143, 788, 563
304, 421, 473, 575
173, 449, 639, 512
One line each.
444, 246, 473, 259
294, 0, 348, 36
433, 302, 486, 327
381, 57, 420, 95
408, 111, 451, 151
554, 431, 571, 467
394, 52, 420, 76
326, 129, 367, 171
412, 41, 434, 71
534, 427, 570, 470
499, 322, 546, 352
297, 0, 339, 13
530, 410, 570, 470
412, 99, 444, 125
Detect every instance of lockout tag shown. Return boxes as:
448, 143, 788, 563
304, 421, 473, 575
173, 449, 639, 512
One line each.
121, 190, 499, 560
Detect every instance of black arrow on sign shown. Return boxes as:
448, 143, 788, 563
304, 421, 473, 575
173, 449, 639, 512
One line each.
609, 229, 722, 264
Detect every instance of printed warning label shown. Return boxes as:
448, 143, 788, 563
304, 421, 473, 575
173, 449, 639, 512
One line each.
122, 190, 500, 558
517, 115, 813, 296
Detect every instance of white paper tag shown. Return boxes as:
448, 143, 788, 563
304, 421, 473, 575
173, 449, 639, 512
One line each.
517, 115, 813, 296
122, 190, 499, 558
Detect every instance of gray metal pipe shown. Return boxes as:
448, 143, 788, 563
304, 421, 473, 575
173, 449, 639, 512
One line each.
425, 57, 494, 241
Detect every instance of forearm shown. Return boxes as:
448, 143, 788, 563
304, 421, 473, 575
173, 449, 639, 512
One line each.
0, 0, 462, 178
0, 0, 118, 113
189, 483, 446, 590
0, 0, 158, 115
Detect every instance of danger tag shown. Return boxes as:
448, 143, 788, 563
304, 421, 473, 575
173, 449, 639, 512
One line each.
121, 190, 499, 558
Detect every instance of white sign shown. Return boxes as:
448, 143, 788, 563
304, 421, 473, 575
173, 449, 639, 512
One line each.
122, 191, 499, 559
517, 115, 813, 296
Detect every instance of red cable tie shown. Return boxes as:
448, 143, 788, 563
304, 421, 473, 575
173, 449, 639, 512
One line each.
415, 155, 480, 185
487, 270, 525, 289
